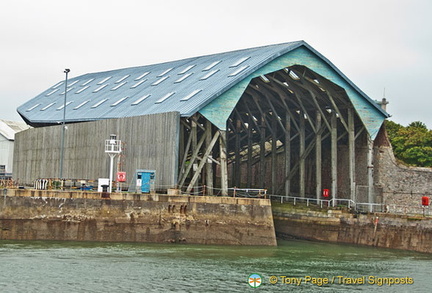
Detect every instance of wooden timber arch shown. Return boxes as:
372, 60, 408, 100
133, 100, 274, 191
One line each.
178, 65, 373, 203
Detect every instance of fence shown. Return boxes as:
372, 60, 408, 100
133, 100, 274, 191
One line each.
269, 194, 432, 217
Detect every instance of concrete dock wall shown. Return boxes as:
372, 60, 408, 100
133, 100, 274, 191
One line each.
273, 204, 432, 253
0, 189, 277, 246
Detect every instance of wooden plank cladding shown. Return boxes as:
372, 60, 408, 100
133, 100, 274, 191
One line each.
13, 112, 180, 189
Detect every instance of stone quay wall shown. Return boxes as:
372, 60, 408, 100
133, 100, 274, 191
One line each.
273, 204, 432, 253
0, 189, 277, 246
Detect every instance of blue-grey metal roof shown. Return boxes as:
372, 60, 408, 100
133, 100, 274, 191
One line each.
17, 41, 389, 137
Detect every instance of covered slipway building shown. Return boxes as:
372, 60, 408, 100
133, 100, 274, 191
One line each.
16, 41, 389, 203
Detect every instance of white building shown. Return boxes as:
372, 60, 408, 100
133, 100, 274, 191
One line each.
0, 120, 30, 178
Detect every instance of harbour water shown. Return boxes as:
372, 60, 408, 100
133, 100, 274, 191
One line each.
0, 239, 431, 292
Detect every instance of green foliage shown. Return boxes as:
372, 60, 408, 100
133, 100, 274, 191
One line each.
385, 120, 432, 167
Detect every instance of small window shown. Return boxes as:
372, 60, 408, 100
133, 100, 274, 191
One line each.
67, 80, 80, 87
115, 75, 130, 83
200, 69, 219, 80
46, 89, 59, 96
174, 73, 193, 83
180, 89, 202, 101
75, 86, 90, 94
91, 98, 108, 108
60, 87, 74, 95
157, 68, 173, 77
130, 79, 147, 88
111, 96, 128, 107
97, 76, 112, 85
26, 104, 41, 112
203, 60, 221, 71
74, 100, 90, 110
135, 72, 150, 80
81, 78, 94, 86
228, 65, 249, 77
57, 101, 73, 110
93, 84, 108, 93
111, 82, 127, 91
151, 76, 169, 86
131, 94, 151, 105
155, 92, 175, 104
178, 65, 195, 74
51, 81, 64, 89
40, 103, 56, 111
230, 56, 250, 67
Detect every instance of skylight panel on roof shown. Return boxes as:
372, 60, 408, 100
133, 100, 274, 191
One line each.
68, 80, 80, 87
46, 89, 59, 96
91, 98, 108, 108
178, 65, 195, 74
57, 101, 73, 110
157, 68, 173, 77
75, 85, 90, 94
155, 92, 175, 104
230, 56, 250, 67
151, 76, 169, 86
111, 96, 128, 107
131, 94, 151, 105
180, 89, 202, 101
111, 82, 127, 91
81, 78, 94, 86
26, 104, 41, 112
73, 100, 90, 110
130, 79, 147, 88
200, 69, 219, 80
115, 75, 130, 83
203, 61, 221, 71
40, 103, 56, 111
97, 76, 112, 84
51, 81, 64, 89
93, 84, 108, 93
228, 65, 249, 77
174, 73, 193, 83
135, 72, 150, 80
60, 87, 74, 95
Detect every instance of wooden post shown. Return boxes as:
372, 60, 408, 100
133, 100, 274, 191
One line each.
191, 119, 198, 193
205, 120, 214, 195
259, 113, 266, 188
315, 111, 322, 200
247, 115, 253, 187
331, 112, 338, 206
186, 131, 220, 193
299, 112, 305, 198
285, 114, 291, 196
219, 130, 229, 196
271, 113, 277, 194
367, 136, 374, 211
234, 119, 241, 187
348, 108, 356, 202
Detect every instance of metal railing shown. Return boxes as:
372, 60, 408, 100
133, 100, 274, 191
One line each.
269, 194, 432, 216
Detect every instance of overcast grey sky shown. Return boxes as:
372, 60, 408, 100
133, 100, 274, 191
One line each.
1, 0, 431, 127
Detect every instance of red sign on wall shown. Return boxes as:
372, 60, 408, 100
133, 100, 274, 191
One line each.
117, 172, 127, 182
422, 196, 430, 206
322, 189, 330, 198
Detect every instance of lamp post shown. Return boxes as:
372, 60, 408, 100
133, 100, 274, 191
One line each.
59, 68, 70, 179
105, 134, 122, 193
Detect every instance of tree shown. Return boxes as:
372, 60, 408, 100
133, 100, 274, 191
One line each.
385, 120, 432, 167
